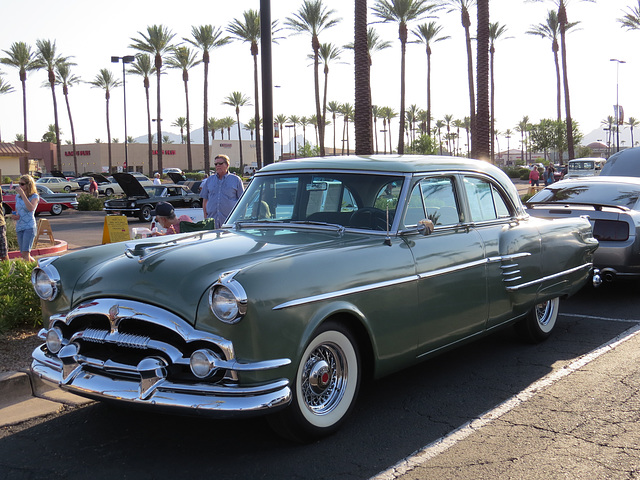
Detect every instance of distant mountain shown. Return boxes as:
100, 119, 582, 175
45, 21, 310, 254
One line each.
133, 123, 255, 144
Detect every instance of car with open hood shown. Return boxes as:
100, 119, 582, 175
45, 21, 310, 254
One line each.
103, 172, 201, 221
84, 173, 153, 196
30, 155, 598, 442
2, 184, 78, 216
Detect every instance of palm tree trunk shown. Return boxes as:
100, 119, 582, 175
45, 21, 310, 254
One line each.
312, 37, 325, 156
559, 3, 574, 160
475, 0, 490, 161
203, 51, 210, 175
236, 109, 244, 172
398, 23, 407, 155
252, 52, 262, 169
50, 81, 62, 170
63, 89, 78, 175
184, 78, 193, 171
354, 0, 373, 155
333, 113, 337, 155
155, 60, 163, 174
463, 11, 476, 154
106, 93, 112, 173
145, 83, 153, 176
21, 75, 28, 174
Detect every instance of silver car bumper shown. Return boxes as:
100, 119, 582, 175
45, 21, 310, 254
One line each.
31, 299, 292, 417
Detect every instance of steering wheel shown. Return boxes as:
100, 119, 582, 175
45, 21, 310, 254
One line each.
349, 207, 389, 231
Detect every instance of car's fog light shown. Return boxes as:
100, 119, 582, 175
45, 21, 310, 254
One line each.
46, 328, 64, 354
190, 349, 219, 379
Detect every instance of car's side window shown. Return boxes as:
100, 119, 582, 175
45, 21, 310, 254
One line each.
422, 177, 459, 226
463, 176, 511, 222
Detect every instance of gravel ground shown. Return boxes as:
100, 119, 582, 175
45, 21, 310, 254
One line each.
0, 328, 42, 373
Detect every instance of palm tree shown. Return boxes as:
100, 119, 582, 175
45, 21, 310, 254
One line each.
488, 22, 510, 163
434, 119, 445, 154
289, 114, 301, 158
285, 0, 341, 157
185, 25, 231, 176
300, 116, 309, 146
228, 10, 279, 169
223, 91, 251, 173
208, 117, 219, 142
384, 106, 398, 154
475, 0, 490, 161
55, 62, 80, 175
627, 117, 640, 148
88, 69, 121, 173
439, 0, 476, 154
354, 0, 373, 154
372, 105, 383, 153
315, 43, 344, 137
339, 103, 354, 154
35, 39, 71, 170
413, 21, 449, 136
531, 0, 594, 159
619, 0, 640, 29
345, 26, 391, 155
244, 117, 259, 140
130, 25, 176, 174
372, 0, 433, 154
504, 128, 514, 164
167, 46, 200, 171
600, 116, 615, 156
327, 101, 341, 155
517, 116, 530, 166
220, 116, 236, 140
0, 42, 39, 173
172, 117, 187, 144
0, 73, 14, 142
417, 108, 430, 136
128, 54, 156, 175
275, 113, 288, 160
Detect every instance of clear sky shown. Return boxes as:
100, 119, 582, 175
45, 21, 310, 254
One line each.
0, 0, 638, 150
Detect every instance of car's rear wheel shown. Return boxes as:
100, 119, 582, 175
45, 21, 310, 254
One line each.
515, 296, 560, 343
50, 204, 63, 216
105, 188, 114, 196
139, 205, 153, 222
268, 321, 361, 442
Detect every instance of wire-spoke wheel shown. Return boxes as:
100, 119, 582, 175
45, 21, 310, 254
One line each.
268, 322, 360, 442
516, 296, 560, 343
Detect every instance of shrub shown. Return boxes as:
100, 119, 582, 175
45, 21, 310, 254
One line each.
77, 193, 104, 211
3, 176, 12, 184
6, 218, 18, 251
0, 260, 42, 333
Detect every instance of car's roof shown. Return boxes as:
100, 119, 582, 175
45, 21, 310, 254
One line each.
259, 155, 504, 176
552, 175, 640, 186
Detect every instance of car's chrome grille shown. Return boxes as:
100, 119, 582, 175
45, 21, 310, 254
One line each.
48, 299, 237, 384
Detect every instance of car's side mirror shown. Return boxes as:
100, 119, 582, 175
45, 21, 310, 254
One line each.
417, 219, 434, 236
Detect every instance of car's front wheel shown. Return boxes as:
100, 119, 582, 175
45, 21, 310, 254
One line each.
515, 296, 560, 343
268, 321, 361, 442
50, 204, 63, 216
105, 188, 114, 196
64, 186, 71, 193
139, 205, 153, 222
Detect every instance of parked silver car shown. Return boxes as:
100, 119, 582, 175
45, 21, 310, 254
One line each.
526, 175, 640, 282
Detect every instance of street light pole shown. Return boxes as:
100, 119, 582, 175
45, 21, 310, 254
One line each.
610, 58, 625, 153
112, 55, 136, 170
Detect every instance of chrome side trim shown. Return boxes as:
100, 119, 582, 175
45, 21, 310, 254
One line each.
505, 263, 593, 291
274, 252, 534, 310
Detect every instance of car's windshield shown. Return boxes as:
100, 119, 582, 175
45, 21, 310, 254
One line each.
227, 172, 405, 231
530, 182, 640, 208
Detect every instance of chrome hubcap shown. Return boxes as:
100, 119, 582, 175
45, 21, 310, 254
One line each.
301, 343, 347, 415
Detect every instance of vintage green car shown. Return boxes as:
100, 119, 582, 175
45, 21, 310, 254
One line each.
31, 155, 598, 441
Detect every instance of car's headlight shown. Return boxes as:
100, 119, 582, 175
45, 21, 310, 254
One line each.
31, 258, 60, 301
208, 271, 247, 324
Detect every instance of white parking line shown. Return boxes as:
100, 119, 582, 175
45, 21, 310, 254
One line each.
370, 315, 640, 480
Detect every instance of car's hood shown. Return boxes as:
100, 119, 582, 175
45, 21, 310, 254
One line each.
90, 173, 110, 184
113, 172, 148, 198
167, 172, 187, 183
52, 227, 371, 324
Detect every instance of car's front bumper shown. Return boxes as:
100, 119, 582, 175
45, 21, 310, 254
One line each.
31, 346, 292, 416
31, 298, 292, 417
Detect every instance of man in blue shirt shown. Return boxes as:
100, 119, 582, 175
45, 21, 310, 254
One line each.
200, 154, 243, 228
